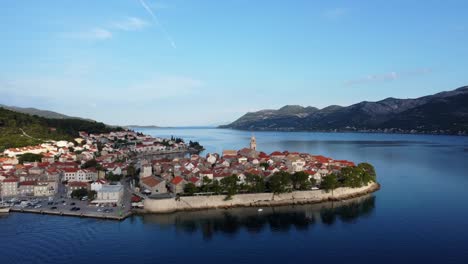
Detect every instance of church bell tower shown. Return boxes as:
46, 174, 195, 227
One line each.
250, 135, 257, 150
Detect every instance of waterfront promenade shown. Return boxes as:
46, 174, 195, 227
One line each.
143, 182, 380, 213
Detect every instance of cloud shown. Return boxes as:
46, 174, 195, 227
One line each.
344, 68, 432, 86
65, 27, 112, 40
64, 17, 149, 41
323, 8, 348, 20
139, 0, 176, 48
113, 17, 149, 31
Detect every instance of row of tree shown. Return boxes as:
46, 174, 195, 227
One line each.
70, 189, 97, 200
184, 171, 318, 199
320, 163, 377, 193
184, 163, 377, 199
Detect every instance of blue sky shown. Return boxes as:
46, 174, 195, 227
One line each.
1, 0, 467, 126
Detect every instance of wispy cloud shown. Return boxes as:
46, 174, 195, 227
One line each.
65, 27, 113, 40
139, 0, 176, 48
323, 8, 348, 20
113, 17, 149, 31
344, 68, 432, 86
149, 1, 170, 10
64, 16, 149, 41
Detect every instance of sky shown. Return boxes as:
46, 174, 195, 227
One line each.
1, 0, 467, 126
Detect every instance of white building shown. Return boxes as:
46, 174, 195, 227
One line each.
91, 180, 107, 192
1, 178, 19, 197
93, 184, 124, 205
4, 145, 48, 157
62, 169, 98, 182
140, 164, 152, 178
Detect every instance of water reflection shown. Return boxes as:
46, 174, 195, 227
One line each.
139, 195, 376, 239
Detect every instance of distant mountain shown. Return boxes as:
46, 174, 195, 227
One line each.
0, 104, 93, 121
220, 86, 468, 135
125, 125, 161, 129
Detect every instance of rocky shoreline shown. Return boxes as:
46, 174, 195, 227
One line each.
141, 182, 381, 214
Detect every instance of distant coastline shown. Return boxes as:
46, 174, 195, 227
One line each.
125, 125, 162, 129
217, 127, 468, 136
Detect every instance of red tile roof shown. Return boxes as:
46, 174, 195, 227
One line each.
141, 176, 162, 187
189, 177, 200, 183
171, 176, 184, 185
3, 177, 19, 183
20, 181, 37, 186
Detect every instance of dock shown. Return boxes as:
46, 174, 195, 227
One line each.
10, 207, 133, 221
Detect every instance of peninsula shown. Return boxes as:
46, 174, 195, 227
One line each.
0, 123, 379, 217
141, 136, 379, 213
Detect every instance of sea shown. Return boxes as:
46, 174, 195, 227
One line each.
1, 128, 468, 264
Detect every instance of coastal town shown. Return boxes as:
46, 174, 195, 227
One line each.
0, 129, 376, 218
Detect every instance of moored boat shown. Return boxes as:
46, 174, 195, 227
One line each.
0, 205, 10, 213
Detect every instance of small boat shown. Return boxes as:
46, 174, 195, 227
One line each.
0, 204, 10, 213
258, 208, 263, 212
0, 194, 10, 213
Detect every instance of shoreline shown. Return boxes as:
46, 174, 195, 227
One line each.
141, 182, 381, 214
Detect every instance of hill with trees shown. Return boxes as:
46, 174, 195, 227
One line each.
0, 107, 123, 151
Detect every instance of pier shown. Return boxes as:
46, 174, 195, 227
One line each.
10, 207, 133, 221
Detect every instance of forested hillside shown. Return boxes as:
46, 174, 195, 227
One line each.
0, 107, 122, 151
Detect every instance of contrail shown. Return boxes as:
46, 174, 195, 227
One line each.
139, 0, 176, 48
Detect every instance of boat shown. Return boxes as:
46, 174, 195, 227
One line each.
0, 205, 10, 213
0, 194, 10, 213
258, 208, 263, 212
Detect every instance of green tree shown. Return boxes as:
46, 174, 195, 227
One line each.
71, 188, 88, 199
82, 159, 98, 169
321, 174, 339, 194
220, 175, 240, 199
201, 176, 212, 193
105, 172, 123, 182
88, 190, 97, 200
210, 180, 222, 195
357, 163, 376, 183
268, 171, 292, 194
259, 162, 269, 170
245, 173, 265, 193
18, 153, 43, 164
184, 183, 198, 196
291, 171, 312, 190
341, 167, 362, 188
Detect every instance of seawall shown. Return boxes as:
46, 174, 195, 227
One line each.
143, 182, 380, 213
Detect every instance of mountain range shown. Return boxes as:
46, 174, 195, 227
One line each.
220, 86, 468, 135
0, 104, 93, 121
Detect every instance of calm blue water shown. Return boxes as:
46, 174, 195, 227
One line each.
2, 128, 468, 264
